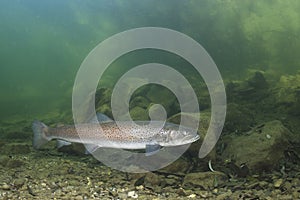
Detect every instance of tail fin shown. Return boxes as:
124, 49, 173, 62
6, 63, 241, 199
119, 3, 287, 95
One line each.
32, 120, 50, 149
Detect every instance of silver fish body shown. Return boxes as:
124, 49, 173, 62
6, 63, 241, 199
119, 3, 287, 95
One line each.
32, 114, 199, 154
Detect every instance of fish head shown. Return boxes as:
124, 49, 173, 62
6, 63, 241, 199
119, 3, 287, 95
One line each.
159, 123, 200, 146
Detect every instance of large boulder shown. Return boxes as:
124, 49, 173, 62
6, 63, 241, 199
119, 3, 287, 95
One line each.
224, 103, 255, 134
129, 106, 149, 121
158, 157, 192, 175
221, 120, 294, 172
146, 84, 179, 117
226, 71, 269, 102
274, 73, 300, 105
273, 73, 300, 117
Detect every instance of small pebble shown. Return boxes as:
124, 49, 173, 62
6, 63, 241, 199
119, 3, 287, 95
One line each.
2, 184, 10, 190
135, 185, 144, 190
274, 179, 283, 188
188, 194, 196, 198
199, 191, 208, 198
118, 192, 127, 199
14, 178, 26, 188
74, 195, 83, 200
127, 191, 138, 199
212, 188, 218, 194
176, 187, 186, 196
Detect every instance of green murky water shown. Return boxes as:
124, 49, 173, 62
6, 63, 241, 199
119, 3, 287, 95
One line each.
1, 0, 299, 122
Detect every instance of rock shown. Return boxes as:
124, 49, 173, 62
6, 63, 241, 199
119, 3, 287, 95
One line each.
130, 172, 162, 190
283, 181, 292, 191
130, 96, 150, 109
127, 190, 138, 198
109, 189, 118, 197
135, 185, 144, 190
95, 103, 112, 118
0, 155, 9, 167
188, 193, 197, 198
223, 103, 254, 134
132, 174, 146, 186
74, 196, 83, 200
13, 178, 26, 188
221, 120, 293, 172
274, 179, 283, 188
274, 73, 300, 105
146, 84, 178, 116
215, 190, 233, 200
273, 73, 300, 117
144, 172, 161, 189
159, 157, 191, 174
176, 187, 187, 196
226, 71, 268, 102
222, 161, 250, 178
248, 71, 268, 89
183, 171, 228, 190
129, 106, 149, 120
164, 178, 177, 186
1, 183, 10, 190
0, 140, 5, 151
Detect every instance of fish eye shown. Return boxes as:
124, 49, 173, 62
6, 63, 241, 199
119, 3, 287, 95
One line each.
170, 130, 176, 137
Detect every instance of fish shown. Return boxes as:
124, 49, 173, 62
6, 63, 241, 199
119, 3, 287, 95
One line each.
32, 113, 200, 155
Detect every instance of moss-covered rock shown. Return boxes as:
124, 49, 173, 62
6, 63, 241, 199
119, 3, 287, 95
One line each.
226, 71, 269, 102
130, 96, 150, 110
0, 155, 9, 167
143, 172, 162, 190
146, 85, 179, 117
224, 103, 254, 134
221, 120, 294, 172
273, 73, 300, 116
159, 157, 191, 174
95, 103, 112, 118
248, 71, 268, 90
129, 106, 149, 121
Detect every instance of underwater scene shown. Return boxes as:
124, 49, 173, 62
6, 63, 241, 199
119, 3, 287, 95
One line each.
1, 0, 300, 199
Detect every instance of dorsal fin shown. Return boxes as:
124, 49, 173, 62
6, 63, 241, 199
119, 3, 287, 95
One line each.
89, 113, 113, 123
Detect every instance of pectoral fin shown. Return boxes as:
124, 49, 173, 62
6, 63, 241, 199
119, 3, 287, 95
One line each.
85, 144, 101, 154
145, 144, 161, 156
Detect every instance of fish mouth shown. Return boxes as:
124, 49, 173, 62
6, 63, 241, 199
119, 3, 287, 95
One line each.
183, 134, 200, 143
